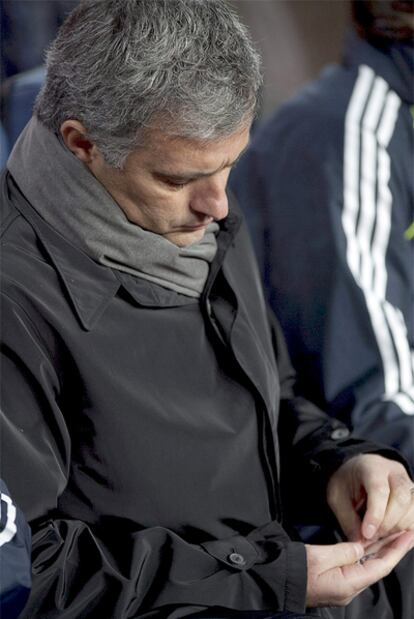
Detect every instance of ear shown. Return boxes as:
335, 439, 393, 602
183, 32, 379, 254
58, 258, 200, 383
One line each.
60, 120, 100, 164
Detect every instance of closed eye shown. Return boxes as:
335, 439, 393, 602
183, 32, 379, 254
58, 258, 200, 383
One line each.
163, 178, 191, 188
154, 173, 193, 189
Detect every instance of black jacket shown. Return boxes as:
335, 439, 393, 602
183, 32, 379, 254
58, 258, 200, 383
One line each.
0, 171, 398, 618
230, 32, 414, 467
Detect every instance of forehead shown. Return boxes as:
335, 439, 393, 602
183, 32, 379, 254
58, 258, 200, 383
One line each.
125, 125, 251, 173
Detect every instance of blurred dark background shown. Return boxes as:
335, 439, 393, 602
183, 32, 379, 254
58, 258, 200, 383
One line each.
0, 0, 352, 162
230, 0, 351, 118
0, 1, 78, 80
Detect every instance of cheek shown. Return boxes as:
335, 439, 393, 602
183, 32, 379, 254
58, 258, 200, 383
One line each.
142, 191, 191, 227
153, 187, 191, 211
124, 180, 166, 213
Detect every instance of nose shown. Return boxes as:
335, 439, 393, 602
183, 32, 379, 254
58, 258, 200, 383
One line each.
190, 174, 229, 222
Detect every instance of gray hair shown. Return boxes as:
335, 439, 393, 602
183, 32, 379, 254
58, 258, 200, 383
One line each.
35, 0, 262, 168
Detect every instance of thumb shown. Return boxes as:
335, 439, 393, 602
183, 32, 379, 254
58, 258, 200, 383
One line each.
308, 541, 365, 571
327, 541, 365, 569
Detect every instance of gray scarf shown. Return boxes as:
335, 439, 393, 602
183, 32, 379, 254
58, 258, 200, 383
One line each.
7, 117, 219, 298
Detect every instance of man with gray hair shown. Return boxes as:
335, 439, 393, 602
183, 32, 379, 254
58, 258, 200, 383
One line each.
1, 1, 414, 618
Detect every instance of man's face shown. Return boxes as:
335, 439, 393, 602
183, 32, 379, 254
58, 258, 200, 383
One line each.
88, 125, 250, 247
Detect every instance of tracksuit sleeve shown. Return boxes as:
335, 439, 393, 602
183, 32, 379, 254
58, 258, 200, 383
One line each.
269, 310, 411, 526
0, 480, 32, 619
231, 99, 414, 470
0, 292, 308, 617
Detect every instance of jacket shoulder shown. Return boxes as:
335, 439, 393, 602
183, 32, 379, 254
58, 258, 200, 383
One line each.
1, 175, 55, 300
0, 172, 38, 245
253, 64, 359, 156
1, 172, 21, 237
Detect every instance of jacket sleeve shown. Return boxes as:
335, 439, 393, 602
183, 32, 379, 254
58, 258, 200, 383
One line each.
0, 291, 307, 617
269, 310, 410, 527
230, 99, 414, 470
0, 480, 31, 619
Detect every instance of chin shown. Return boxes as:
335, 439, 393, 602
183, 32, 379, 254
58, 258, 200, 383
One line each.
168, 228, 206, 248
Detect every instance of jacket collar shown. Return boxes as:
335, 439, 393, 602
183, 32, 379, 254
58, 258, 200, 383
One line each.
5, 172, 242, 330
6, 172, 120, 331
343, 30, 414, 104
203, 191, 242, 300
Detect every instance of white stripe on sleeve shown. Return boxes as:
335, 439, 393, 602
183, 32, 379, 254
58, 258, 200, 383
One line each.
342, 65, 375, 280
358, 75, 388, 290
342, 64, 414, 414
372, 90, 402, 299
0, 492, 17, 547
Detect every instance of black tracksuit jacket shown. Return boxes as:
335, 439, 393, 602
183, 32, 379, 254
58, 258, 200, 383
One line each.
0, 479, 31, 618
0, 171, 404, 618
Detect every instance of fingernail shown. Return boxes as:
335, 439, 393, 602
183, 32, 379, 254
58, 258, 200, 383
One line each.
354, 543, 364, 558
365, 524, 377, 539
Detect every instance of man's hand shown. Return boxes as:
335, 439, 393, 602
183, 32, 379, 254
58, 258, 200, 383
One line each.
327, 454, 414, 542
305, 531, 414, 607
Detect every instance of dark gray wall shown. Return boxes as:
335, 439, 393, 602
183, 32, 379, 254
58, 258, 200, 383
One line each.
230, 0, 352, 119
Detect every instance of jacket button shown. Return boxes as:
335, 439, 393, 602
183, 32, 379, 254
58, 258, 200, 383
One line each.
228, 552, 246, 566
331, 427, 350, 440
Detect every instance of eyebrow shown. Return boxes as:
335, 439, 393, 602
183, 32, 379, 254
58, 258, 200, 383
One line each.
154, 144, 249, 182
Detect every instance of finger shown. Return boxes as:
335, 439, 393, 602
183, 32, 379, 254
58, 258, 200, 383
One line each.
341, 530, 414, 590
307, 533, 414, 608
340, 533, 414, 605
378, 473, 413, 536
327, 483, 363, 541
306, 541, 364, 572
394, 499, 414, 532
360, 474, 391, 540
362, 530, 407, 553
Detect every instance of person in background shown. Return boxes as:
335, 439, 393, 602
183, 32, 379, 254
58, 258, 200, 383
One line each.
1, 1, 414, 617
230, 0, 414, 467
0, 479, 31, 619
0, 0, 78, 80
230, 4, 414, 613
0, 122, 9, 169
